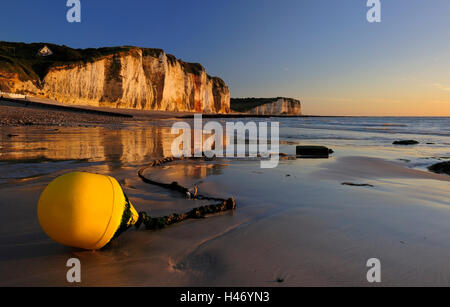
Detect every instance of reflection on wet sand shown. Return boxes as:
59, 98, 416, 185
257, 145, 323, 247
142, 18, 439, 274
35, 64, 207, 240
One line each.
141, 160, 229, 188
0, 125, 176, 167
0, 124, 237, 185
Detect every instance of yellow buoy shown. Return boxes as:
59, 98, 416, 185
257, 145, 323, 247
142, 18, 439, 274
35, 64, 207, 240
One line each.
37, 172, 139, 250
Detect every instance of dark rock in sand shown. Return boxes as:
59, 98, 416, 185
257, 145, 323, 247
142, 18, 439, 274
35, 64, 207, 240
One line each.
393, 140, 419, 145
276, 277, 285, 283
342, 182, 374, 188
428, 161, 450, 175
296, 145, 332, 158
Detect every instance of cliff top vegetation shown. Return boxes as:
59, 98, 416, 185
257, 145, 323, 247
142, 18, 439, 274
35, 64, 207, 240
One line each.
0, 42, 225, 86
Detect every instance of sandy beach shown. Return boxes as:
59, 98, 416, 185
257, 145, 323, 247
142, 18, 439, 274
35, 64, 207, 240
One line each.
0, 105, 449, 286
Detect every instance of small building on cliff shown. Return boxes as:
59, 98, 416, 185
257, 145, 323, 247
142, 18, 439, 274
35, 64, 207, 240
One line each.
37, 45, 53, 56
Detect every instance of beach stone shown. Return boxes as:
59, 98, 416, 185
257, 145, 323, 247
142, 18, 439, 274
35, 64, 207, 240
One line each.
428, 161, 450, 175
342, 182, 374, 188
296, 145, 332, 158
393, 140, 419, 145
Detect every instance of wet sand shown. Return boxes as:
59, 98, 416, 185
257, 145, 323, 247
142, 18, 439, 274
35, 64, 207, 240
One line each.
0, 120, 450, 286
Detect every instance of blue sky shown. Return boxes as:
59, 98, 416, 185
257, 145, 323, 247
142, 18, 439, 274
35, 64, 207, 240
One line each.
1, 0, 450, 115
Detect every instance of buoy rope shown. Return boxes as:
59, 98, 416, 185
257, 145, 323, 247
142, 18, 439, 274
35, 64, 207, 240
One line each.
135, 156, 236, 230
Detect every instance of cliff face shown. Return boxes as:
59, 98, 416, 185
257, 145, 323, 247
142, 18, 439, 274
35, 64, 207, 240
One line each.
231, 97, 302, 115
0, 43, 230, 113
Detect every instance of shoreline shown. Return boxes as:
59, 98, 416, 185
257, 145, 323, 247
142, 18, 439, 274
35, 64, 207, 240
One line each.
0, 97, 330, 128
1, 97, 448, 128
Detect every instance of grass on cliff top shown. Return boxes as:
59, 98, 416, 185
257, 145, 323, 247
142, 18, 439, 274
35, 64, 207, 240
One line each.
230, 97, 289, 112
0, 41, 221, 84
0, 42, 140, 82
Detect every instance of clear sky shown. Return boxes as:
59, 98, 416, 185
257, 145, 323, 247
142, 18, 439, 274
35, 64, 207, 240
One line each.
1, 0, 450, 116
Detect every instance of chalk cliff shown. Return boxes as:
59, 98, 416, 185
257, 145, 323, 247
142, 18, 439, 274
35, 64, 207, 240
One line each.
231, 97, 302, 115
0, 42, 230, 113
